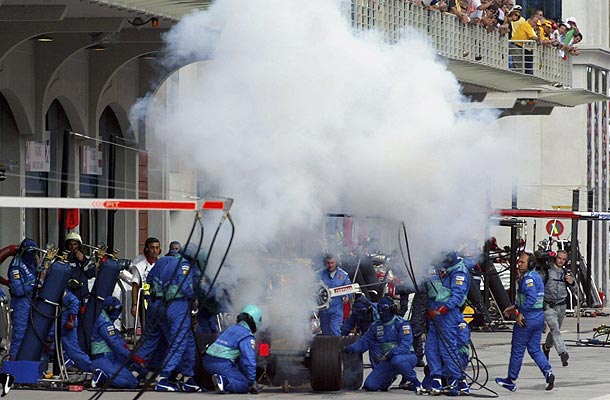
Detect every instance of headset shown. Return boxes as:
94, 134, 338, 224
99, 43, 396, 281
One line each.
378, 295, 399, 315
523, 252, 537, 270
352, 297, 374, 316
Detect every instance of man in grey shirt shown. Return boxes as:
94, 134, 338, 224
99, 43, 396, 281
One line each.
542, 250, 575, 366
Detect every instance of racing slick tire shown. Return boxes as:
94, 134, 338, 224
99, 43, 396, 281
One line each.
341, 335, 363, 390
194, 333, 218, 390
310, 336, 343, 391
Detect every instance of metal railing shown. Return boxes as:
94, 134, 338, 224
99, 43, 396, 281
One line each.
348, 0, 572, 88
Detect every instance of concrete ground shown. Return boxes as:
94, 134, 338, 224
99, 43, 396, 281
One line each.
6, 312, 610, 399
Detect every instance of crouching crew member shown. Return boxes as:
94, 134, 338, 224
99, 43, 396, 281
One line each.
90, 297, 145, 389
341, 296, 378, 336
61, 289, 92, 372
344, 296, 422, 393
203, 304, 263, 394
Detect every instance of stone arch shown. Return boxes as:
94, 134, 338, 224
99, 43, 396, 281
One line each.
0, 88, 33, 135
53, 95, 86, 135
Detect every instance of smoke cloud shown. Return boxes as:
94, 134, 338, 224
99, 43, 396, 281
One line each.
134, 0, 518, 339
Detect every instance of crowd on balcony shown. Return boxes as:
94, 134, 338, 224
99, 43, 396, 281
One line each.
411, 0, 582, 58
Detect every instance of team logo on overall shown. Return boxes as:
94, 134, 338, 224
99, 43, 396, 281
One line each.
525, 278, 534, 287
107, 326, 115, 336
455, 276, 465, 286
250, 339, 256, 349
11, 270, 20, 279
376, 326, 384, 339
402, 325, 411, 335
181, 265, 190, 275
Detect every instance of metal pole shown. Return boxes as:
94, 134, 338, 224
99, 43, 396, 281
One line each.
509, 180, 518, 302
585, 190, 593, 305
570, 190, 581, 344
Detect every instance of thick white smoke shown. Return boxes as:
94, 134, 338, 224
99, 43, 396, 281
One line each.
135, 0, 518, 338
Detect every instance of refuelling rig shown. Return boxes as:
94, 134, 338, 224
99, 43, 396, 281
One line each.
0, 196, 230, 389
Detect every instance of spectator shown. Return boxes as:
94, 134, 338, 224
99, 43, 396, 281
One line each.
542, 250, 574, 367
468, 0, 493, 24
564, 17, 579, 43
495, 252, 554, 392
569, 32, 582, 56
508, 6, 538, 74
447, 0, 469, 23
539, 20, 558, 46
317, 254, 352, 336
555, 21, 571, 59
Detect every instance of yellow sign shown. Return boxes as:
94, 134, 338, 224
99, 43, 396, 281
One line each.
462, 305, 475, 324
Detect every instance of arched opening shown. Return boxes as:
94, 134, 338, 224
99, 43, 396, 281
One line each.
96, 106, 137, 252
0, 92, 23, 245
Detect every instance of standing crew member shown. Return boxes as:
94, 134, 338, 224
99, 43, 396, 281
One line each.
542, 250, 574, 366
203, 304, 263, 394
8, 239, 38, 359
425, 252, 471, 395
149, 245, 200, 392
496, 252, 555, 392
317, 254, 351, 336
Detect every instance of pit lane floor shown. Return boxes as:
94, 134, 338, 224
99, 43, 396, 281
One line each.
7, 314, 610, 399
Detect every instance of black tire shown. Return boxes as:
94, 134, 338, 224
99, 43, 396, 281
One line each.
310, 336, 343, 391
341, 336, 363, 390
194, 333, 219, 390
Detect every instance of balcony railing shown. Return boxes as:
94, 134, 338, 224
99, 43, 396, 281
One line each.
347, 0, 572, 88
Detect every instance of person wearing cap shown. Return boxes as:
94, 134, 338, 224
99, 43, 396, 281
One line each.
7, 238, 38, 359
564, 17, 579, 40
554, 22, 571, 58
539, 19, 558, 46
508, 6, 539, 74
65, 231, 95, 302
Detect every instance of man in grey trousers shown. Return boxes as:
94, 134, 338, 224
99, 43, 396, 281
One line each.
542, 250, 575, 366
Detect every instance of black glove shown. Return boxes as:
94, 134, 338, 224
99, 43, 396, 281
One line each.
249, 383, 262, 394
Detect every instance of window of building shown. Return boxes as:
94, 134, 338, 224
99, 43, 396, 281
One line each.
518, 0, 562, 21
